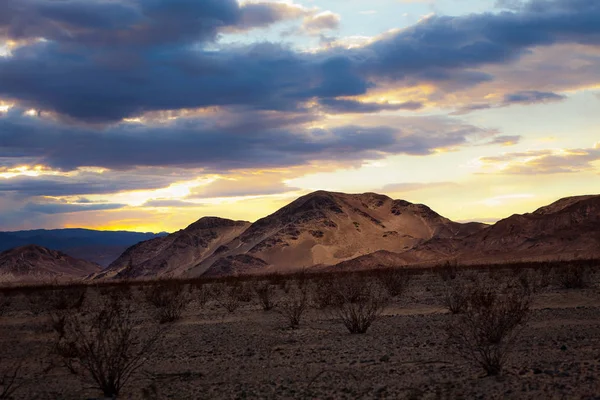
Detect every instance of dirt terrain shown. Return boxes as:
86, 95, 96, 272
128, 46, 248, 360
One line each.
0, 265, 599, 399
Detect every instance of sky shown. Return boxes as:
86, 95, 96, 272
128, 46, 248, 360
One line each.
0, 0, 599, 233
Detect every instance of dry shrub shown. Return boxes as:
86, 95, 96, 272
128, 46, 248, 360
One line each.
143, 280, 189, 323
310, 276, 336, 309
436, 261, 459, 282
212, 282, 241, 313
98, 284, 133, 303
235, 282, 254, 302
441, 280, 468, 314
0, 360, 21, 399
447, 278, 531, 376
253, 281, 277, 311
52, 299, 161, 398
277, 284, 308, 329
555, 263, 591, 289
49, 286, 87, 311
331, 276, 389, 334
192, 283, 211, 308
0, 294, 11, 317
376, 268, 411, 297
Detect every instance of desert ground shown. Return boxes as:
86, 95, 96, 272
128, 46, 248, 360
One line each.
0, 263, 599, 399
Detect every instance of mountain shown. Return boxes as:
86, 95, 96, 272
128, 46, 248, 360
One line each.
334, 194, 600, 269
0, 245, 102, 283
193, 191, 486, 276
0, 229, 168, 267
100, 217, 250, 279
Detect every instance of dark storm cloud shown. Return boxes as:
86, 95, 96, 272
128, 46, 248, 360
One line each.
0, 109, 494, 171
0, 0, 599, 121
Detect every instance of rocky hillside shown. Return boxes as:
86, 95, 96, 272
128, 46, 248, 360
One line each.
100, 217, 250, 279
194, 191, 486, 276
334, 194, 600, 269
0, 245, 102, 283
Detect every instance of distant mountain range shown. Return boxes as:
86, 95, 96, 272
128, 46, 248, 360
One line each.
2, 191, 600, 283
0, 229, 168, 267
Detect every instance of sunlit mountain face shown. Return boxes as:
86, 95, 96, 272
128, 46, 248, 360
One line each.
0, 0, 599, 232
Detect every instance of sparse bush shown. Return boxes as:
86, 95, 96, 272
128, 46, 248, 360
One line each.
192, 282, 211, 308
143, 280, 188, 323
310, 276, 336, 309
436, 261, 459, 281
447, 279, 531, 376
0, 359, 21, 399
52, 299, 161, 398
99, 284, 133, 303
332, 276, 389, 334
0, 294, 11, 317
278, 284, 308, 329
49, 286, 87, 311
555, 263, 591, 289
441, 280, 468, 314
376, 268, 410, 297
253, 281, 277, 311
235, 282, 254, 303
213, 283, 241, 313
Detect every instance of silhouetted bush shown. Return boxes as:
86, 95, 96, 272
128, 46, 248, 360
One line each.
441, 280, 468, 314
376, 268, 411, 297
52, 299, 161, 398
447, 279, 531, 376
212, 282, 241, 313
253, 281, 277, 311
49, 286, 87, 311
278, 284, 308, 329
0, 359, 21, 399
555, 263, 591, 289
332, 276, 389, 334
0, 294, 10, 317
143, 280, 189, 323
310, 276, 336, 309
192, 282, 211, 308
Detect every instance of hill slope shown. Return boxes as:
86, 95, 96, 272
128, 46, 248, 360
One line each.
0, 245, 102, 283
335, 194, 600, 269
101, 217, 250, 279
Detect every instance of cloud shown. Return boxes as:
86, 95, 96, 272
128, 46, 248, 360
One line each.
0, 0, 599, 121
23, 201, 126, 214
188, 173, 299, 199
318, 99, 424, 113
302, 11, 341, 34
142, 199, 202, 208
381, 181, 459, 193
0, 109, 500, 171
450, 90, 566, 115
0, 169, 193, 196
502, 90, 566, 104
483, 135, 522, 146
477, 146, 600, 174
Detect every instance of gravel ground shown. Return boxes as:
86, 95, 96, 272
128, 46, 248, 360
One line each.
1, 270, 599, 399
